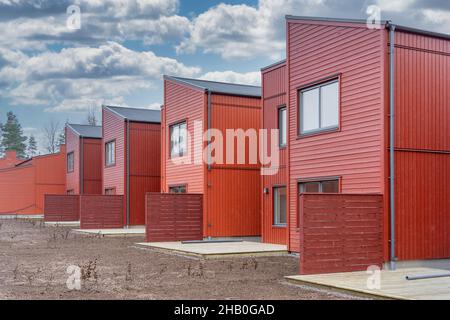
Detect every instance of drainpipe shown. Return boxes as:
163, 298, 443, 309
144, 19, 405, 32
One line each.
126, 119, 130, 228
388, 23, 397, 270
207, 90, 212, 171
80, 136, 84, 195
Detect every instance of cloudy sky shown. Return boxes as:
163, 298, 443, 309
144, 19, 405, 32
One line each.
0, 0, 449, 152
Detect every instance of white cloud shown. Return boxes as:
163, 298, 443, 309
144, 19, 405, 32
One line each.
0, 42, 200, 111
200, 70, 261, 86
376, 0, 415, 13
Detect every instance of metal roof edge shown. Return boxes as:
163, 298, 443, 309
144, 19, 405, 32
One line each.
163, 75, 208, 92
261, 59, 287, 72
103, 105, 161, 124
103, 105, 127, 121
285, 15, 389, 25
66, 123, 102, 139
393, 24, 450, 41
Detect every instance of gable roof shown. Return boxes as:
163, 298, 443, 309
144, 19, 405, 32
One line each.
67, 124, 102, 139
164, 75, 261, 98
103, 106, 161, 123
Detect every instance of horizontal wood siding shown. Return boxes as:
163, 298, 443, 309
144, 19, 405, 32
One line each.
287, 20, 386, 252
44, 195, 80, 222
65, 127, 80, 194
79, 195, 124, 229
299, 193, 383, 274
163, 79, 205, 193
146, 193, 203, 242
262, 62, 288, 245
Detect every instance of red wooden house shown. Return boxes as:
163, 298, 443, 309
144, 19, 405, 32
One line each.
162, 76, 262, 238
65, 124, 102, 195
271, 16, 450, 271
102, 105, 161, 226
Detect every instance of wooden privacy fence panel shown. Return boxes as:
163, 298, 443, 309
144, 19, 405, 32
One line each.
146, 193, 203, 242
79, 195, 124, 229
299, 193, 383, 275
44, 195, 80, 222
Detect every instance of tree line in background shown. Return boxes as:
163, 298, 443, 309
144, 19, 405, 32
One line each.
0, 107, 98, 160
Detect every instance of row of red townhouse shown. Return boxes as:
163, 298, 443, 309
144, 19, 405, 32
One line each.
1, 16, 449, 273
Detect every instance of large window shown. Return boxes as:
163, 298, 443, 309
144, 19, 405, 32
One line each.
105, 140, 116, 167
299, 79, 339, 135
170, 121, 187, 158
278, 107, 287, 147
169, 185, 187, 194
67, 152, 74, 173
273, 187, 287, 226
299, 179, 339, 194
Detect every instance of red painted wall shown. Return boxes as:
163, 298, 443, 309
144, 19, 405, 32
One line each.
162, 79, 206, 194
261, 61, 288, 245
79, 195, 124, 229
129, 121, 161, 225
0, 147, 66, 215
82, 138, 102, 194
65, 127, 80, 194
393, 30, 450, 260
44, 194, 80, 222
287, 19, 387, 252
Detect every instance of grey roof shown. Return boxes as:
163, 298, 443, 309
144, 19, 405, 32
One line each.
286, 15, 450, 41
67, 124, 102, 139
164, 76, 261, 98
261, 59, 286, 72
104, 106, 161, 123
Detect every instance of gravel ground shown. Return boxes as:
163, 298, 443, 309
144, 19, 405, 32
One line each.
0, 219, 363, 300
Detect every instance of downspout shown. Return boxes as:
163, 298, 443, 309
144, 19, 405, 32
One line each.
80, 136, 84, 194
207, 89, 212, 171
126, 119, 130, 228
388, 23, 397, 270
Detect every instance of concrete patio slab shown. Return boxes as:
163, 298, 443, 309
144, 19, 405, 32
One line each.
45, 221, 80, 227
136, 241, 288, 258
0, 214, 44, 220
73, 226, 145, 237
286, 267, 450, 300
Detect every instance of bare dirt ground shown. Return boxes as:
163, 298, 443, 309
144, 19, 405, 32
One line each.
0, 219, 362, 300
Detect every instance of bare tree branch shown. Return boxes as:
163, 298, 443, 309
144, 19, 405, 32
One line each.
43, 120, 60, 154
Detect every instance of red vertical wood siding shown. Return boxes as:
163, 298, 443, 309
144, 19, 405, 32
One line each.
65, 127, 80, 194
206, 94, 261, 237
129, 122, 161, 225
287, 20, 387, 252
82, 138, 102, 194
261, 61, 288, 245
393, 30, 450, 260
299, 193, 383, 274
162, 79, 206, 194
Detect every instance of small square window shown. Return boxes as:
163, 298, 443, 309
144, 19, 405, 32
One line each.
169, 185, 186, 193
299, 79, 339, 135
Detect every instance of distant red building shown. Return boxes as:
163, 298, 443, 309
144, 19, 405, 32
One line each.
102, 106, 161, 226
65, 124, 102, 195
0, 150, 22, 169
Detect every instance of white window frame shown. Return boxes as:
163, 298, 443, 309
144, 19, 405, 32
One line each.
273, 186, 287, 226
278, 106, 287, 147
67, 152, 74, 173
105, 140, 115, 167
170, 121, 187, 158
299, 79, 339, 135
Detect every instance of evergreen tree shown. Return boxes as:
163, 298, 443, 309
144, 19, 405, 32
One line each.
27, 135, 38, 158
1, 111, 27, 158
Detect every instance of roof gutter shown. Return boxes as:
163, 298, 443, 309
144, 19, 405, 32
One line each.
388, 22, 397, 270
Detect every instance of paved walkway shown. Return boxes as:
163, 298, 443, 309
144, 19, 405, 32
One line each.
286, 267, 450, 300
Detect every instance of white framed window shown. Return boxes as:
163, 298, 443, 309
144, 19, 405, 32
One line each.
273, 187, 287, 226
67, 152, 74, 173
299, 79, 339, 135
299, 179, 339, 194
170, 121, 187, 158
105, 140, 115, 166
278, 106, 287, 147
